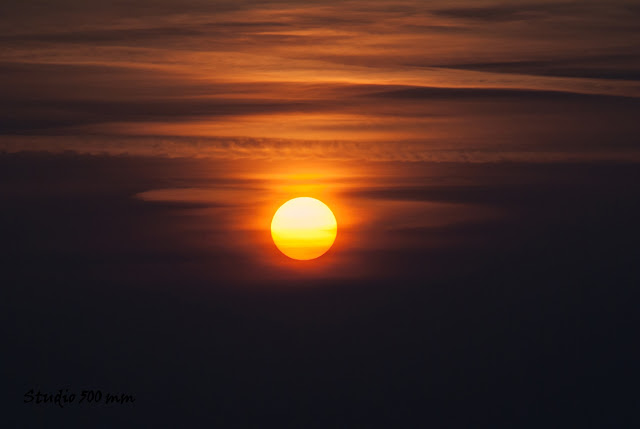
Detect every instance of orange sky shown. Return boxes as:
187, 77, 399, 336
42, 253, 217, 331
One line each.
1, 0, 639, 162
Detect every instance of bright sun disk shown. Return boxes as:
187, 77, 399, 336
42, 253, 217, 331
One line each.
271, 197, 337, 260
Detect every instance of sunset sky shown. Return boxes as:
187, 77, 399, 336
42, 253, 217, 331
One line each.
2, 0, 640, 161
2, 1, 639, 427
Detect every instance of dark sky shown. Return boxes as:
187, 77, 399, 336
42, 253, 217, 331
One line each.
2, 1, 640, 427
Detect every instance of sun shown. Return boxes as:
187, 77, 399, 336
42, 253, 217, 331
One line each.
271, 197, 337, 260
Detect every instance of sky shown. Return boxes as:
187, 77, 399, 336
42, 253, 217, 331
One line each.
2, 0, 640, 161
2, 1, 640, 427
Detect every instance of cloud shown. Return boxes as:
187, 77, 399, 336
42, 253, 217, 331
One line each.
3, 134, 640, 164
428, 54, 640, 81
429, 1, 640, 26
430, 4, 551, 22
361, 85, 640, 101
1, 0, 639, 163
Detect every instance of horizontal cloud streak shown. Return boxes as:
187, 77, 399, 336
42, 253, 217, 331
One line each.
3, 135, 639, 163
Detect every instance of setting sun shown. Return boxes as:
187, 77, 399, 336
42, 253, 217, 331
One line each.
271, 197, 337, 260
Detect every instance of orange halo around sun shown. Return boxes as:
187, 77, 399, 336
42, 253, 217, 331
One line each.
271, 197, 337, 260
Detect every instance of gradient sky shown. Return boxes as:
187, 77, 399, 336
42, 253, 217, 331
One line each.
1, 0, 639, 161
2, 1, 640, 427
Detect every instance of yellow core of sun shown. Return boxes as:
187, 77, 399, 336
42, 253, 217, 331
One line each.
271, 197, 337, 260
